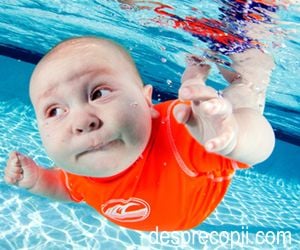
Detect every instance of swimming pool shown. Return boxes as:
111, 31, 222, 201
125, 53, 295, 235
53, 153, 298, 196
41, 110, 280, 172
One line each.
0, 1, 299, 249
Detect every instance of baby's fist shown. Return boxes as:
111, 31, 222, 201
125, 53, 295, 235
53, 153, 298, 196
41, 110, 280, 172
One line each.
4, 152, 39, 189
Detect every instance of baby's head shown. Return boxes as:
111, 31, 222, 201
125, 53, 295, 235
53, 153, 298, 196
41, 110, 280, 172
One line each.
30, 37, 157, 177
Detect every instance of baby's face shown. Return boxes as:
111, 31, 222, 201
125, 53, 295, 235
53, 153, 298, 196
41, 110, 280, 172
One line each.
30, 41, 153, 177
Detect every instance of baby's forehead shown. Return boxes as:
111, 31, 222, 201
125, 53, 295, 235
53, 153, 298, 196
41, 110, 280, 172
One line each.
44, 45, 100, 66
30, 37, 142, 102
34, 39, 120, 75
35, 39, 133, 80
48, 38, 123, 60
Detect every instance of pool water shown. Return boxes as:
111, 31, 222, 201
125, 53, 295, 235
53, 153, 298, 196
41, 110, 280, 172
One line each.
0, 1, 299, 249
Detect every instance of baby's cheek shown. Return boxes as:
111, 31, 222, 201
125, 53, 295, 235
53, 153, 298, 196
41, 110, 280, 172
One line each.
40, 128, 66, 156
120, 104, 151, 144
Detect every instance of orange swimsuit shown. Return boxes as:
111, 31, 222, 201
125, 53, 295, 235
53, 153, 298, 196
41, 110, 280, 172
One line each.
59, 100, 248, 231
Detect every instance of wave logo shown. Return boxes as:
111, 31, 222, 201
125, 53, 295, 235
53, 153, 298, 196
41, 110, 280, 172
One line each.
101, 197, 150, 222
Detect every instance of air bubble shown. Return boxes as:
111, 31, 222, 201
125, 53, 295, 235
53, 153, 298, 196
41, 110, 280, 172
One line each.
161, 57, 167, 63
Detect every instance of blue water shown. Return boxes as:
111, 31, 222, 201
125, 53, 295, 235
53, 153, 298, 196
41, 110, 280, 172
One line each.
0, 1, 299, 249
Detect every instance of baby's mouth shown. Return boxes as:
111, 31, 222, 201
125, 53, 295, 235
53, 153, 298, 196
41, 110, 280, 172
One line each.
89, 139, 123, 151
76, 139, 123, 159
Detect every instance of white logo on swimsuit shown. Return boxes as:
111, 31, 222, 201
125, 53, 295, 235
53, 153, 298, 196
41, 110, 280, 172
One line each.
101, 197, 150, 222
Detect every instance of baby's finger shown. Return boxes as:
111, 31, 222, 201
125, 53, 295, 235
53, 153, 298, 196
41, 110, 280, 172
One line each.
205, 131, 236, 154
179, 85, 218, 102
173, 103, 192, 124
5, 164, 23, 175
181, 63, 211, 84
217, 65, 241, 84
8, 151, 21, 165
199, 97, 232, 118
4, 173, 23, 185
4, 166, 24, 184
4, 175, 17, 184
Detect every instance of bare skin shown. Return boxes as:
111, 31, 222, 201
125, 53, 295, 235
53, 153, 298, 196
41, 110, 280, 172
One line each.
4, 37, 275, 202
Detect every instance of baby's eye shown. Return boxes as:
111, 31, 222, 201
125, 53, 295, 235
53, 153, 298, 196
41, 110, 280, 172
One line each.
90, 88, 111, 101
46, 107, 66, 118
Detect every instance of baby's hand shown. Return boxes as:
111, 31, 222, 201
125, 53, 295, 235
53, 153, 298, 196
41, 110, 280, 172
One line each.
173, 61, 238, 155
4, 152, 39, 190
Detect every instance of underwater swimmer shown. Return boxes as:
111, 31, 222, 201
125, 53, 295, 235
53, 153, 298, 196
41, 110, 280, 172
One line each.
4, 37, 275, 231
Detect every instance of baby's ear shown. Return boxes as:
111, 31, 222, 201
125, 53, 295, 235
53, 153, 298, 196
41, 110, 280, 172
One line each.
143, 84, 160, 118
143, 84, 153, 107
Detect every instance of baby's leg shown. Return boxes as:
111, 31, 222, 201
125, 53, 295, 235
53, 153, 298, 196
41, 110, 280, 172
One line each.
220, 49, 275, 113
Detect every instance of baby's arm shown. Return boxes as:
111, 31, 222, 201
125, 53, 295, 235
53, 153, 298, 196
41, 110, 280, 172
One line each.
4, 151, 72, 201
218, 49, 275, 114
173, 60, 275, 165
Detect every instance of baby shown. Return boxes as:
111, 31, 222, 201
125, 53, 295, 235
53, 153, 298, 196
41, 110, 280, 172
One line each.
4, 37, 275, 231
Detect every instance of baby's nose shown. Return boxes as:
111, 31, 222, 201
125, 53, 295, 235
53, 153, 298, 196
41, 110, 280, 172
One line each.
73, 114, 102, 135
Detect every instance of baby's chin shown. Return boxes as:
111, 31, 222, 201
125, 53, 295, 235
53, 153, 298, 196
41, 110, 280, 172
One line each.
66, 162, 131, 178
55, 139, 147, 177
62, 153, 133, 177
